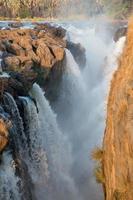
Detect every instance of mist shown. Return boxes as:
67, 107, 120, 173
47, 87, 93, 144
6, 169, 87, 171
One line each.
56, 0, 104, 19
50, 19, 119, 200
0, 1, 126, 199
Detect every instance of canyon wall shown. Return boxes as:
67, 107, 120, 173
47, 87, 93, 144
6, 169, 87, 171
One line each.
103, 17, 133, 200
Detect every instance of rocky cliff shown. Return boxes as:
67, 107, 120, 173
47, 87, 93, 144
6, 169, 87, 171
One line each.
103, 17, 133, 200
0, 22, 86, 156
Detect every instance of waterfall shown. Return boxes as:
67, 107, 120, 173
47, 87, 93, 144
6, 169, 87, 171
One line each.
29, 83, 80, 200
0, 151, 21, 200
20, 96, 49, 183
2, 92, 34, 200
0, 22, 126, 200
3, 93, 28, 155
53, 24, 125, 200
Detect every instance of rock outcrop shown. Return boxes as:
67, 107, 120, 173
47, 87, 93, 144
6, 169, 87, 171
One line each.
0, 22, 86, 154
0, 24, 66, 99
0, 23, 86, 97
103, 17, 133, 200
0, 28, 66, 70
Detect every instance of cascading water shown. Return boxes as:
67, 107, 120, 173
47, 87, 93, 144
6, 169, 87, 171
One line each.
0, 21, 126, 200
2, 92, 34, 200
0, 151, 20, 200
29, 83, 80, 200
52, 24, 126, 200
20, 97, 49, 182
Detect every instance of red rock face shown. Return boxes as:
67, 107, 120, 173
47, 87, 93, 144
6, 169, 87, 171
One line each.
0, 27, 66, 70
103, 17, 133, 200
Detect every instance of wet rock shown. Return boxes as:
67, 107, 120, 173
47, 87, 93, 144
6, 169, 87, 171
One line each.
0, 71, 36, 97
114, 26, 127, 42
8, 22, 23, 29
34, 23, 66, 38
67, 41, 86, 67
0, 41, 6, 51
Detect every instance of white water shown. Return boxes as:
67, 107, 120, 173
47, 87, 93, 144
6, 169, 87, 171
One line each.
53, 25, 126, 200
4, 92, 27, 154
20, 97, 49, 184
0, 151, 21, 200
30, 83, 80, 200
0, 22, 126, 200
104, 36, 126, 96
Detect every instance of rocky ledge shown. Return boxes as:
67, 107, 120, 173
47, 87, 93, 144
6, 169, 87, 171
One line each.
0, 23, 86, 93
0, 22, 86, 153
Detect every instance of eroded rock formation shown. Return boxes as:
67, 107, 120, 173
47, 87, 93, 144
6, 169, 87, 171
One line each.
103, 17, 133, 200
0, 22, 86, 155
0, 23, 86, 98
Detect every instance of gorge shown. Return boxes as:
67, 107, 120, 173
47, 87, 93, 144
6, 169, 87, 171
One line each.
0, 18, 129, 200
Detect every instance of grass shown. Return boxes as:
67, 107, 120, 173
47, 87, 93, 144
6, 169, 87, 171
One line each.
91, 147, 103, 161
91, 147, 105, 184
94, 165, 105, 184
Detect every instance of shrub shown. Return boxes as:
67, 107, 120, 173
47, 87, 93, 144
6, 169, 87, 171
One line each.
94, 165, 105, 184
91, 147, 103, 161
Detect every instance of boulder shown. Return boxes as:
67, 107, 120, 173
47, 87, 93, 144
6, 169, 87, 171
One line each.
34, 23, 66, 38
8, 22, 23, 29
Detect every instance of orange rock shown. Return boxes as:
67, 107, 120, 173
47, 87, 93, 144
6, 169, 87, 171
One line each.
36, 43, 55, 68
4, 56, 20, 70
50, 45, 65, 61
0, 119, 9, 153
103, 16, 133, 200
9, 43, 25, 56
